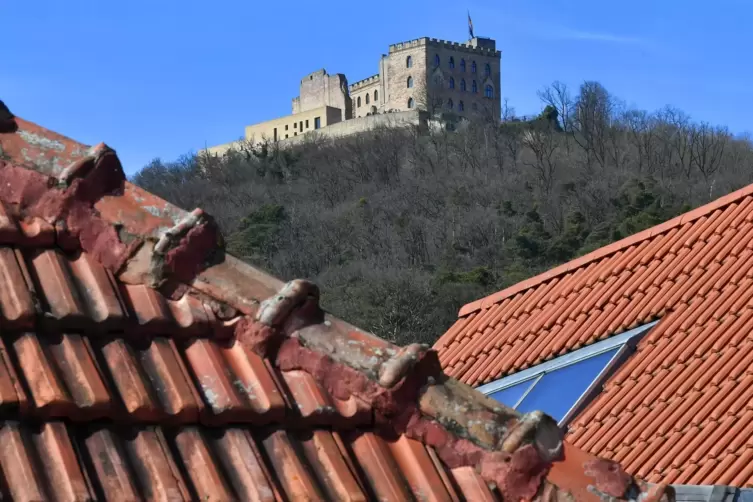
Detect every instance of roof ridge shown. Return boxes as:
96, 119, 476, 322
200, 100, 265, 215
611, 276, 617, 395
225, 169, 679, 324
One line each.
455, 182, 753, 318
241, 278, 673, 502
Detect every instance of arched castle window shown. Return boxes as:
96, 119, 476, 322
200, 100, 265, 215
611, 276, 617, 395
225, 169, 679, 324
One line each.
447, 98, 454, 109
374, 90, 378, 101
408, 98, 415, 109
366, 94, 370, 105
472, 80, 478, 93
357, 96, 361, 107
459, 101, 465, 112
471, 61, 477, 73
449, 57, 455, 69
485, 63, 491, 76
434, 54, 440, 67
460, 79, 466, 91
485, 85, 494, 98
460, 59, 466, 72
449, 77, 455, 89
406, 56, 413, 68
407, 76, 413, 88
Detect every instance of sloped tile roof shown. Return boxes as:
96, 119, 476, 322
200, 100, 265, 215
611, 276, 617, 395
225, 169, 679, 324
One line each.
0, 100, 672, 501
435, 179, 753, 487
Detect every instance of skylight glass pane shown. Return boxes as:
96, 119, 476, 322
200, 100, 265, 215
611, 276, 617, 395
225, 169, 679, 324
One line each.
488, 378, 536, 408
515, 347, 620, 422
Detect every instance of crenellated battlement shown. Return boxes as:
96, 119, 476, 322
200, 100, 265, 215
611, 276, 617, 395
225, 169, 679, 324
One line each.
349, 74, 380, 91
388, 37, 429, 53
388, 36, 500, 56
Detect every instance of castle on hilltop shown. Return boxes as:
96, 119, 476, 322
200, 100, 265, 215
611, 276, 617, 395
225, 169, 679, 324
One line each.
204, 34, 501, 155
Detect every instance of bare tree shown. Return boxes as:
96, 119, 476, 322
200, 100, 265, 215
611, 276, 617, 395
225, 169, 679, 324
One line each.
571, 81, 616, 169
690, 123, 729, 197
522, 123, 560, 194
538, 81, 574, 133
623, 109, 659, 174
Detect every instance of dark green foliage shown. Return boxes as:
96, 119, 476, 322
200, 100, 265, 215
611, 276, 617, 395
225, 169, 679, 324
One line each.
437, 266, 495, 287
226, 204, 287, 264
132, 82, 753, 347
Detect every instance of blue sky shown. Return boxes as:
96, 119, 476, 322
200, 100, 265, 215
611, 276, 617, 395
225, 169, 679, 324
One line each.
3, 0, 751, 175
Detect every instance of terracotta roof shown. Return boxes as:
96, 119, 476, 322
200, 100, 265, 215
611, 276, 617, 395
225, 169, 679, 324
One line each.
435, 178, 753, 487
0, 100, 673, 502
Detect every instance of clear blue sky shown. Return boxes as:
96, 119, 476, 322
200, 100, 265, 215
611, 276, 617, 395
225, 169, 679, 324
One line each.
4, 0, 751, 175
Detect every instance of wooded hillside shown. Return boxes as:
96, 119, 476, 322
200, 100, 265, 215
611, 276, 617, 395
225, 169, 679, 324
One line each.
133, 81, 753, 346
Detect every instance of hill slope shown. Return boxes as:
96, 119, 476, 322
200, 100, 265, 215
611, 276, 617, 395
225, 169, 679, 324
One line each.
133, 81, 753, 346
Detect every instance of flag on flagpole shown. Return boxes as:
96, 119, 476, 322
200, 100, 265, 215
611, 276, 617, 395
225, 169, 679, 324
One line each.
468, 11, 475, 39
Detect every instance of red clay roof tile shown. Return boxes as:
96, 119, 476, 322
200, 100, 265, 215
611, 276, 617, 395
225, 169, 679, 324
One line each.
440, 168, 753, 488
0, 101, 672, 501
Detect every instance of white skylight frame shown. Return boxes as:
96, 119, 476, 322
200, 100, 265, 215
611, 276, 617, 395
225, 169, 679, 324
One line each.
476, 320, 659, 427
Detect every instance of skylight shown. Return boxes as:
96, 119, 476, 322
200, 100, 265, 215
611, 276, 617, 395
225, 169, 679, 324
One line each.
476, 321, 658, 426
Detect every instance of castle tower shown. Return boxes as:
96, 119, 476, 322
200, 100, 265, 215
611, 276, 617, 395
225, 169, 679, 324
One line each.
375, 36, 501, 121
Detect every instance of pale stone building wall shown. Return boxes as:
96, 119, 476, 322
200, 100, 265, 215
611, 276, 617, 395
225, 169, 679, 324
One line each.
244, 106, 342, 143
349, 75, 381, 118
285, 110, 429, 145
292, 69, 351, 121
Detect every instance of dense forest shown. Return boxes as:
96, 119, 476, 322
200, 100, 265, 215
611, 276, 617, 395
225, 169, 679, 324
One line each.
133, 81, 753, 347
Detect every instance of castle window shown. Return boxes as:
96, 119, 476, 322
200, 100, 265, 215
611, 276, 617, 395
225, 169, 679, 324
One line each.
305, 120, 309, 128
406, 56, 413, 68
458, 101, 464, 112
407, 76, 413, 88
314, 117, 321, 129
472, 80, 478, 93
274, 128, 278, 141
460, 79, 466, 91
460, 59, 466, 72
374, 90, 378, 102
366, 94, 370, 105
485, 63, 491, 76
434, 54, 440, 67
485, 85, 494, 98
357, 96, 361, 107
285, 134, 289, 138
447, 98, 454, 109
449, 77, 455, 89
293, 123, 297, 129
408, 98, 415, 109
285, 125, 289, 131
471, 61, 477, 73
300, 121, 303, 130
449, 57, 455, 69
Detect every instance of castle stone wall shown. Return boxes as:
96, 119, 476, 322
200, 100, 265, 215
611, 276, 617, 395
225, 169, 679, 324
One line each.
349, 75, 381, 118
384, 42, 428, 113
285, 110, 428, 144
382, 36, 501, 121
244, 105, 342, 143
293, 69, 351, 121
